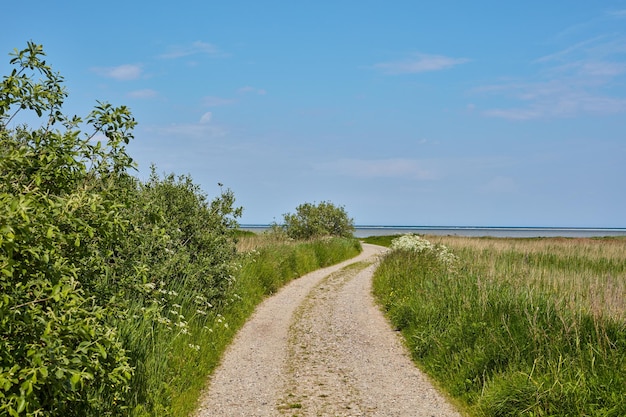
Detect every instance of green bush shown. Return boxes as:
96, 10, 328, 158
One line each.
280, 201, 355, 239
0, 42, 243, 416
1, 42, 136, 416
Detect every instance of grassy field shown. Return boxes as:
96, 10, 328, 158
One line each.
366, 234, 626, 417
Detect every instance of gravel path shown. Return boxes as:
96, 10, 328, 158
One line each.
194, 244, 462, 417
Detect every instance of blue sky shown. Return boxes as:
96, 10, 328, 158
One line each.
3, 1, 626, 226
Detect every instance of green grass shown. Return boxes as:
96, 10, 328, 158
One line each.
370, 235, 626, 417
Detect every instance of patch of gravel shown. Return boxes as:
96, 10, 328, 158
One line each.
194, 244, 462, 417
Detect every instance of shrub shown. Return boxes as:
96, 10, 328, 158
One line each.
280, 201, 355, 239
1, 42, 136, 416
0, 41, 244, 416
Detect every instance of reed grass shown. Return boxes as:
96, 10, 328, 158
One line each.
369, 235, 626, 417
428, 236, 626, 321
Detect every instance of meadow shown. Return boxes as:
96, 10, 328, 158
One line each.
367, 234, 626, 416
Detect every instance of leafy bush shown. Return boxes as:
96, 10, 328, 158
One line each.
1, 42, 136, 416
280, 201, 355, 239
0, 42, 243, 416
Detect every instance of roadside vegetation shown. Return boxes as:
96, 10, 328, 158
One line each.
368, 234, 626, 417
0, 42, 361, 417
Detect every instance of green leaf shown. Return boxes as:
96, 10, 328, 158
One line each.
16, 396, 25, 413
96, 342, 107, 359
69, 373, 80, 390
20, 379, 32, 396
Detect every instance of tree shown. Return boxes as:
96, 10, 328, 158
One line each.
281, 201, 355, 239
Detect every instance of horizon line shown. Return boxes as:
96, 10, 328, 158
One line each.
239, 224, 626, 230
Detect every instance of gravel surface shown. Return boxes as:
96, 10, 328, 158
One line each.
194, 243, 462, 417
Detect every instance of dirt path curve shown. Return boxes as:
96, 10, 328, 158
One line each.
194, 244, 462, 417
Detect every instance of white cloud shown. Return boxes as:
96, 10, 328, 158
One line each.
373, 53, 470, 74
316, 158, 438, 180
127, 89, 158, 99
92, 64, 142, 80
199, 111, 213, 124
481, 88, 626, 120
477, 34, 626, 120
159, 41, 221, 59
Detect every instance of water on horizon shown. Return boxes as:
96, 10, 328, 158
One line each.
240, 225, 626, 238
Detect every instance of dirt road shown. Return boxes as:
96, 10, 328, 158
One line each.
194, 243, 462, 417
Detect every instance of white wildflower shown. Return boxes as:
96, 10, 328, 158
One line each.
390, 234, 458, 270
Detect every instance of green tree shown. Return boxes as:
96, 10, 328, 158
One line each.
281, 201, 355, 239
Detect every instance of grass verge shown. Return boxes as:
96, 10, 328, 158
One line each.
367, 234, 626, 417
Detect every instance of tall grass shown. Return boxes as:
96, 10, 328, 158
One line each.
370, 235, 626, 417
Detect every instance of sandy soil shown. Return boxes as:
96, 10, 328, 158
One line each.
194, 243, 462, 417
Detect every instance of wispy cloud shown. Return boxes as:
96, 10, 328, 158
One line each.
373, 53, 470, 75
481, 87, 626, 120
147, 122, 226, 140
199, 111, 213, 124
316, 158, 439, 180
202, 96, 237, 106
159, 41, 221, 59
146, 112, 226, 140
92, 64, 142, 80
608, 9, 626, 18
534, 35, 607, 64
478, 34, 626, 120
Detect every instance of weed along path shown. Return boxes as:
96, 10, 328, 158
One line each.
194, 243, 462, 417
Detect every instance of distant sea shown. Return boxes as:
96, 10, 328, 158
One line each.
240, 225, 626, 238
